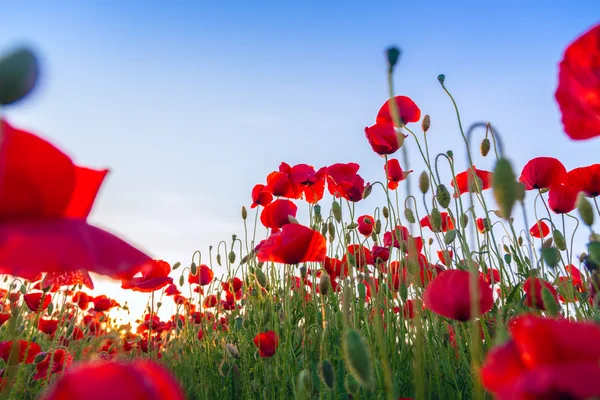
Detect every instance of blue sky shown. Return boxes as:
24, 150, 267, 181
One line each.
2, 1, 599, 318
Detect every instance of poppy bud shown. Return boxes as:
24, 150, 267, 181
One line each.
503, 244, 511, 254
542, 287, 559, 317
385, 46, 401, 71
447, 150, 453, 159
219, 360, 231, 377
319, 360, 335, 389
515, 182, 526, 202
345, 374, 360, 395
319, 273, 331, 296
437, 74, 446, 84
228, 251, 236, 264
362, 184, 373, 199
517, 236, 523, 246
296, 369, 312, 400
241, 206, 248, 220
542, 237, 554, 249
343, 329, 375, 390
190, 262, 197, 276
436, 185, 451, 209
587, 242, 600, 266
320, 224, 328, 236
375, 219, 382, 234
419, 171, 430, 194
332, 201, 342, 223
19, 285, 26, 294
227, 343, 240, 359
504, 254, 512, 264
255, 268, 268, 288
346, 222, 358, 230
314, 204, 321, 215
444, 230, 456, 245
579, 252, 587, 263
216, 254, 222, 266
577, 192, 595, 227
299, 266, 307, 278
370, 231, 378, 243
0, 47, 39, 106
34, 352, 48, 364
399, 283, 408, 301
430, 208, 442, 231
542, 247, 560, 268
404, 208, 416, 224
492, 158, 517, 219
172, 262, 181, 270
480, 138, 491, 157
460, 213, 469, 228
552, 230, 566, 251
382, 206, 389, 219
422, 114, 431, 133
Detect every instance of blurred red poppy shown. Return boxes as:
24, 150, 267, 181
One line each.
0, 340, 42, 364
567, 164, 600, 197
420, 212, 455, 232
548, 182, 578, 214
38, 318, 59, 336
40, 360, 186, 400
253, 331, 279, 357
260, 199, 298, 229
555, 24, 600, 140
24, 292, 52, 312
323, 256, 347, 280
365, 123, 405, 155
0, 313, 10, 327
188, 264, 214, 286
423, 270, 494, 321
342, 244, 373, 270
257, 224, 326, 265
287, 163, 328, 204
523, 277, 557, 310
519, 157, 567, 190
451, 166, 493, 197
42, 270, 94, 290
250, 184, 273, 209
34, 348, 73, 380
529, 221, 550, 238
122, 260, 173, 293
92, 295, 120, 312
376, 95, 421, 126
326, 163, 366, 202
357, 215, 374, 236
72, 292, 90, 310
385, 158, 411, 190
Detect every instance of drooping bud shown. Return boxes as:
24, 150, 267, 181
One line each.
437, 74, 446, 84
436, 184, 451, 209
446, 150, 453, 159
460, 213, 469, 228
422, 114, 431, 133
444, 230, 456, 245
382, 206, 389, 219
480, 138, 491, 157
404, 208, 416, 224
319, 273, 331, 296
190, 262, 197, 276
542, 247, 560, 268
332, 201, 342, 223
343, 329, 375, 390
492, 158, 517, 219
228, 251, 236, 264
319, 360, 335, 389
374, 219, 382, 234
296, 369, 312, 400
0, 47, 39, 106
255, 268, 268, 288
552, 230, 566, 251
577, 193, 595, 227
362, 184, 373, 199
542, 238, 554, 249
385, 46, 401, 72
419, 171, 430, 194
430, 208, 442, 231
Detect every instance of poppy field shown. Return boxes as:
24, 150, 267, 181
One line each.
1, 20, 600, 400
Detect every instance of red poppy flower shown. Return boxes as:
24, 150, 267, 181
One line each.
565, 264, 584, 287
257, 224, 326, 265
0, 340, 42, 364
342, 244, 373, 270
92, 295, 120, 312
265, 169, 297, 199
529, 221, 550, 238
288, 163, 328, 204
376, 95, 421, 126
364, 123, 405, 155
253, 331, 279, 358
24, 292, 52, 312
384, 158, 411, 190
260, 199, 298, 229
437, 249, 453, 266
40, 360, 186, 400
326, 163, 366, 202
475, 218, 489, 233
203, 294, 218, 308
568, 164, 600, 197
420, 212, 455, 232
0, 313, 10, 327
423, 270, 494, 321
122, 260, 173, 293
481, 340, 528, 394
72, 292, 90, 310
403, 300, 415, 319
38, 318, 59, 335
383, 228, 424, 254
482, 268, 500, 285
372, 246, 390, 265
188, 264, 214, 286
164, 284, 180, 296
42, 270, 94, 290
451, 166, 493, 197
222, 277, 243, 294
555, 24, 600, 140
523, 277, 557, 310
548, 182, 578, 214
519, 157, 567, 190
0, 219, 152, 281
323, 256, 347, 280
250, 184, 273, 209
357, 215, 374, 236
34, 348, 73, 381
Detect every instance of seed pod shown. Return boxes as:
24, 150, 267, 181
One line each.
436, 185, 451, 209
430, 208, 442, 231
319, 273, 331, 296
422, 114, 431, 133
492, 158, 517, 219
343, 329, 374, 390
404, 208, 416, 224
444, 230, 456, 245
332, 202, 342, 223
480, 138, 491, 157
319, 360, 335, 389
577, 193, 595, 227
419, 171, 430, 194
0, 47, 39, 106
552, 230, 566, 251
228, 251, 236, 264
542, 287, 559, 317
386, 46, 401, 71
460, 213, 469, 228
382, 206, 389, 219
